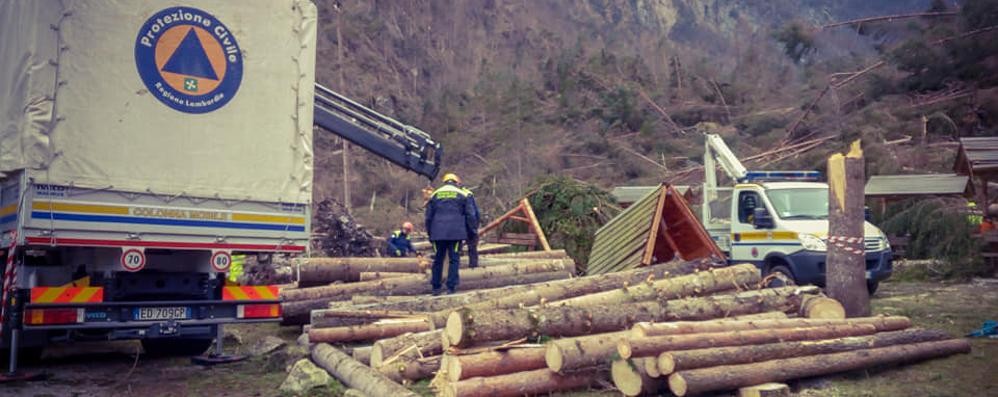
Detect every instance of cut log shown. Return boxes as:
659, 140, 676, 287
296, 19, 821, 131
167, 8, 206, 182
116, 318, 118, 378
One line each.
296, 257, 427, 286
351, 295, 419, 305
311, 343, 419, 397
352, 346, 372, 365
730, 311, 789, 320
444, 368, 603, 397
644, 355, 662, 377
657, 328, 951, 375
282, 270, 573, 323
632, 315, 912, 338
282, 259, 572, 302
309, 318, 434, 343
668, 338, 972, 396
426, 260, 724, 326
445, 346, 546, 381
311, 308, 427, 329
378, 355, 441, 382
545, 331, 630, 372
619, 324, 878, 359
739, 383, 790, 397
370, 330, 443, 368
612, 358, 665, 396
801, 296, 846, 319
359, 271, 417, 281
478, 249, 570, 260
548, 263, 761, 307
446, 286, 820, 347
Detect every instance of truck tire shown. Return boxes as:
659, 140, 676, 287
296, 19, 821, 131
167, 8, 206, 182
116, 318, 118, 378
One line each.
141, 338, 213, 357
765, 265, 797, 288
867, 280, 880, 295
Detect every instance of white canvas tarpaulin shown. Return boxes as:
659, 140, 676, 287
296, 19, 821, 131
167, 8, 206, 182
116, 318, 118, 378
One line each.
0, 0, 316, 204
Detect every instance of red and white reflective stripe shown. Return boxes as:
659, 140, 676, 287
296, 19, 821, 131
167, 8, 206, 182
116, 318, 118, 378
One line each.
829, 235, 864, 255
1, 231, 18, 333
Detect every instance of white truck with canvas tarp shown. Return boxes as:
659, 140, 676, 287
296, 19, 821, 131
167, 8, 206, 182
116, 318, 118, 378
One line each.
0, 0, 318, 366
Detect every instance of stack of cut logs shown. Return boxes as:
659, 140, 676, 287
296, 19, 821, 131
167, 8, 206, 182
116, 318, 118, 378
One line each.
294, 254, 970, 397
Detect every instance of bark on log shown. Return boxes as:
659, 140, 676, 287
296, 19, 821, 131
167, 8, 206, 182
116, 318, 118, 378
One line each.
351, 346, 372, 365
378, 355, 441, 382
731, 311, 789, 320
309, 318, 434, 343
296, 257, 427, 286
359, 271, 416, 281
478, 249, 571, 260
447, 286, 819, 347
426, 260, 722, 326
444, 346, 547, 381
311, 308, 428, 329
283, 260, 572, 302
548, 264, 760, 307
657, 328, 951, 375
612, 358, 665, 396
825, 142, 870, 317
619, 324, 878, 359
444, 368, 603, 397
311, 343, 419, 397
370, 330, 443, 368
545, 331, 631, 372
282, 271, 573, 323
668, 339, 972, 396
351, 295, 419, 305
632, 316, 911, 338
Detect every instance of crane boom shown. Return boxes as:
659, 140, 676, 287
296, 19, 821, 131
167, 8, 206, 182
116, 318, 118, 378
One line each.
313, 83, 442, 180
704, 134, 748, 181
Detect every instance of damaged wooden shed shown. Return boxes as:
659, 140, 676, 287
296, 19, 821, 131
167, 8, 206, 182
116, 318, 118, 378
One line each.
586, 184, 725, 275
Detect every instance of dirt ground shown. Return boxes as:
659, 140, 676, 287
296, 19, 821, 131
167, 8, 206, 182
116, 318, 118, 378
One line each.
2, 280, 996, 397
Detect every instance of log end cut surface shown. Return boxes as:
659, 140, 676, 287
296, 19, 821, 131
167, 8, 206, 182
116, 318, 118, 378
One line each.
612, 359, 644, 397
445, 311, 464, 347
545, 344, 564, 373
657, 352, 675, 375
668, 372, 689, 397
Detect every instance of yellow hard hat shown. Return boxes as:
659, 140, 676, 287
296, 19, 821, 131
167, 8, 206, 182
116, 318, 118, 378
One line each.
442, 173, 461, 184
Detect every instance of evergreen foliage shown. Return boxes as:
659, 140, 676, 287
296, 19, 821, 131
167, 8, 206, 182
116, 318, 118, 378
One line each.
880, 198, 988, 278
523, 176, 620, 270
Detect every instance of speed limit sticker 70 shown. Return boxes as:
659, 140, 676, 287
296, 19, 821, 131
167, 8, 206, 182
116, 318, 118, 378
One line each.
121, 248, 146, 272
211, 251, 232, 272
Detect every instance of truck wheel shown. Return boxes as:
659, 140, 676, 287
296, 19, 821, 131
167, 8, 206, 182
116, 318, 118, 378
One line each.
141, 338, 213, 357
867, 281, 880, 295
765, 265, 797, 288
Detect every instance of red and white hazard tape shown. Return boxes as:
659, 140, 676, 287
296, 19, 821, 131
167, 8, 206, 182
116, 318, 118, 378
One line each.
0, 231, 18, 334
828, 235, 864, 255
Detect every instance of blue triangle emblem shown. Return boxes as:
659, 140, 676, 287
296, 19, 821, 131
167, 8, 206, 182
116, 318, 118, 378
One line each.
161, 28, 219, 80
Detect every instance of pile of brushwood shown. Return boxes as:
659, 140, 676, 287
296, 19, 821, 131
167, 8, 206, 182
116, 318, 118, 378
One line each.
312, 199, 380, 257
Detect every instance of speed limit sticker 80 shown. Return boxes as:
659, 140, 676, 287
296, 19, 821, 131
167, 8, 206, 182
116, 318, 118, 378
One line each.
121, 248, 146, 272
211, 251, 232, 272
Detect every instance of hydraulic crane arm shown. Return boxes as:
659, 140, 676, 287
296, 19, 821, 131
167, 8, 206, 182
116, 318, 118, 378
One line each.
313, 83, 442, 180
704, 134, 747, 182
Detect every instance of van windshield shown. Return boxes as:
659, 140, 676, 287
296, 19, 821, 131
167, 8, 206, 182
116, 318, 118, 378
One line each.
766, 188, 829, 220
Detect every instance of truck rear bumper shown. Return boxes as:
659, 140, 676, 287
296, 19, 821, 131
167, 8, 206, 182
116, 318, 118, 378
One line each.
20, 297, 280, 335
784, 249, 893, 285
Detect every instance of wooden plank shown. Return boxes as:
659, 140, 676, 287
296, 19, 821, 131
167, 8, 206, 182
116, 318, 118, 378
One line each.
478, 202, 526, 237
522, 199, 552, 251
588, 198, 657, 266
642, 187, 668, 266
595, 185, 663, 236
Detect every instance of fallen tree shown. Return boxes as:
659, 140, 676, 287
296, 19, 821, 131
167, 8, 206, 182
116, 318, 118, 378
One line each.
443, 346, 547, 381
547, 264, 760, 307
631, 316, 911, 338
618, 324, 879, 359
377, 355, 441, 383
667, 339, 972, 396
426, 260, 723, 326
309, 318, 434, 343
657, 328, 951, 375
446, 286, 821, 347
282, 270, 573, 323
370, 330, 444, 368
442, 368, 604, 397
311, 343, 419, 397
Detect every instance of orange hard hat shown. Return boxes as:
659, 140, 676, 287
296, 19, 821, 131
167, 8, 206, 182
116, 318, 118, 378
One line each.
402, 222, 414, 232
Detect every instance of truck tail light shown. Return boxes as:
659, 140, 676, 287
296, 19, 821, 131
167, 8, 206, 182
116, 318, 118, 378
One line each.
237, 304, 281, 319
24, 308, 85, 325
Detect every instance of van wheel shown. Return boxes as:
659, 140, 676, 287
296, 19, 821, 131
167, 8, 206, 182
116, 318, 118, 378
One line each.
867, 281, 880, 295
766, 265, 797, 288
141, 338, 213, 357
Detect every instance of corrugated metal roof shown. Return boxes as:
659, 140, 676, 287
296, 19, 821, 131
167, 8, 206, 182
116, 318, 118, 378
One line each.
955, 137, 998, 175
865, 174, 969, 197
611, 185, 690, 205
587, 186, 662, 275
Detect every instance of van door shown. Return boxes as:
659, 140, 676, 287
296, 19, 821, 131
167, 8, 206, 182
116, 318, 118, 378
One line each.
730, 189, 765, 262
